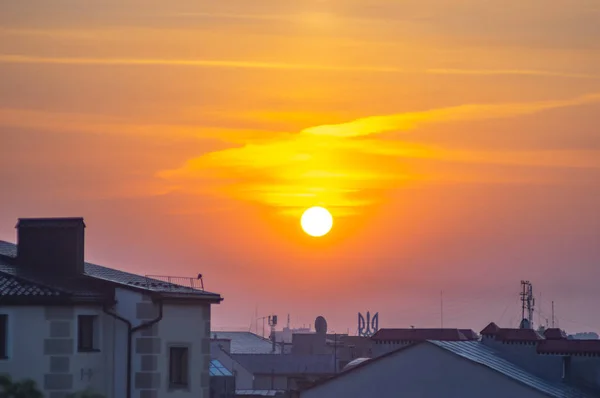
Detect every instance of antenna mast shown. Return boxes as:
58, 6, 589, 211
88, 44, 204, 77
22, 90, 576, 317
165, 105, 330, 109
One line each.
552, 301, 555, 328
519, 280, 535, 329
440, 290, 444, 328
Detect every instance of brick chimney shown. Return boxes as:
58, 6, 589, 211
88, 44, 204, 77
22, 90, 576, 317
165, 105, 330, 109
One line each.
16, 217, 86, 275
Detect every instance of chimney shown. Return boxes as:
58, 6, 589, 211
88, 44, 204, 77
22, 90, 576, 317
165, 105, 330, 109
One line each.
16, 217, 86, 275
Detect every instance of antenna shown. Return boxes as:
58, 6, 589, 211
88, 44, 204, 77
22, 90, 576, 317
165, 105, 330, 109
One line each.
440, 291, 444, 328
519, 280, 535, 329
552, 301, 555, 328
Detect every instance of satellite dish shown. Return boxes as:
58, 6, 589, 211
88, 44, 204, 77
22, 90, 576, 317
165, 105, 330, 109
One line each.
315, 316, 327, 334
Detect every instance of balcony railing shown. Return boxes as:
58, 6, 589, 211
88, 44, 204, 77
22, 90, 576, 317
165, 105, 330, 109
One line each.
144, 275, 204, 291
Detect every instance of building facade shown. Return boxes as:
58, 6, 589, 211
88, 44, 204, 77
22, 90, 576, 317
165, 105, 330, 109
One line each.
0, 217, 222, 398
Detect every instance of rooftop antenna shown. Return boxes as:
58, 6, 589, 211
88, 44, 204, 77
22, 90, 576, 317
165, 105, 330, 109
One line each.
440, 290, 444, 328
520, 280, 535, 329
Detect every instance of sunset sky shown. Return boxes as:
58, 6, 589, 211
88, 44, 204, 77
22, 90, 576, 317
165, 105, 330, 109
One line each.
1, 0, 599, 334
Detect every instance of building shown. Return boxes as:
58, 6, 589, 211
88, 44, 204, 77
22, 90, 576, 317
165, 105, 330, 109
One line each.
371, 327, 479, 357
481, 322, 600, 393
230, 354, 335, 391
0, 217, 222, 398
209, 359, 235, 398
299, 340, 593, 398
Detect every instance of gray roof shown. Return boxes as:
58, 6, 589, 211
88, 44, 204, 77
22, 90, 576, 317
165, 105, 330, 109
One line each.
0, 272, 64, 297
212, 332, 283, 354
0, 240, 221, 302
235, 391, 285, 397
430, 341, 593, 398
231, 354, 335, 375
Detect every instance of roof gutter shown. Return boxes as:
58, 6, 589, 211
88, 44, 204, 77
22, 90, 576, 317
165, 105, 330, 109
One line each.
103, 298, 163, 398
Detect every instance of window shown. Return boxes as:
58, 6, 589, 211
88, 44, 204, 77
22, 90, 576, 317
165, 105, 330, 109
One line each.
77, 315, 98, 352
169, 346, 189, 388
0, 314, 7, 358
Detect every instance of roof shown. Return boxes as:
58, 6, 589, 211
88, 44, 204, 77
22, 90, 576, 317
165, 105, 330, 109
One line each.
235, 390, 285, 397
459, 329, 480, 340
537, 339, 600, 356
209, 359, 233, 377
0, 240, 221, 303
0, 272, 64, 298
211, 332, 282, 354
302, 340, 591, 398
495, 328, 545, 342
231, 354, 335, 375
371, 328, 468, 341
0, 257, 113, 303
480, 322, 544, 342
431, 341, 591, 398
543, 328, 568, 340
480, 322, 501, 335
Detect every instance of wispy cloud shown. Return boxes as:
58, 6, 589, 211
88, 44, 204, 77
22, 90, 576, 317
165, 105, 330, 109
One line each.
303, 93, 600, 138
158, 93, 600, 216
0, 54, 597, 80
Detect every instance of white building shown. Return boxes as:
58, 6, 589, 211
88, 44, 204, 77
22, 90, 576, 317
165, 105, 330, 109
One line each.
0, 217, 222, 398
300, 340, 592, 398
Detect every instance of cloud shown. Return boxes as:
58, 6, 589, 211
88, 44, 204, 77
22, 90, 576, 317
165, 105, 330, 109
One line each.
0, 54, 597, 80
302, 93, 600, 138
158, 93, 600, 216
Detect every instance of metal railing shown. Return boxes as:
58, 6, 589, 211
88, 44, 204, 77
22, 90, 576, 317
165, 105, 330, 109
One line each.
144, 275, 204, 291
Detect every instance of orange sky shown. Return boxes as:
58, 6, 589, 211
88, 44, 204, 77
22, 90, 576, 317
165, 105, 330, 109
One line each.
1, 0, 599, 334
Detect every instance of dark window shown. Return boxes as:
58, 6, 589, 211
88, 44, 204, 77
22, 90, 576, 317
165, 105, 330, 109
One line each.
0, 315, 7, 358
78, 315, 97, 351
169, 346, 189, 388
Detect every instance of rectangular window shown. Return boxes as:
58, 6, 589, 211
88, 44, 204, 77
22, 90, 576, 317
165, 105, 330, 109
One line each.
0, 314, 7, 358
169, 346, 189, 388
77, 315, 98, 352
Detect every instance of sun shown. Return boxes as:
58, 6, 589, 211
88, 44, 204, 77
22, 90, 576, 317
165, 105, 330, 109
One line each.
301, 206, 333, 237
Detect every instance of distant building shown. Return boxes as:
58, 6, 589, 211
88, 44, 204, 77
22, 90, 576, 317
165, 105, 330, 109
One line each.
371, 327, 479, 357
0, 217, 222, 398
299, 340, 593, 398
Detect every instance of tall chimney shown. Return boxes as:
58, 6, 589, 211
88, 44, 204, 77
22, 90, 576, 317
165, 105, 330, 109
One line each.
16, 217, 86, 275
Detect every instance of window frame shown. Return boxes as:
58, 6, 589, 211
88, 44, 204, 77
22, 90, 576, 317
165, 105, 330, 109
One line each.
77, 314, 100, 352
168, 344, 191, 390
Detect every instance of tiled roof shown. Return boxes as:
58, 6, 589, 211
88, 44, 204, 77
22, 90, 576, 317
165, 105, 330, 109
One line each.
371, 328, 468, 341
480, 322, 544, 342
0, 240, 221, 302
211, 332, 282, 354
0, 273, 64, 297
0, 258, 110, 302
543, 328, 568, 340
480, 322, 501, 335
432, 341, 592, 398
84, 262, 220, 299
231, 354, 335, 375
495, 328, 544, 342
537, 339, 600, 356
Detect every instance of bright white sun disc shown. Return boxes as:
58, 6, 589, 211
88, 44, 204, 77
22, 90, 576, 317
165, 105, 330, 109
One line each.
301, 206, 333, 237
